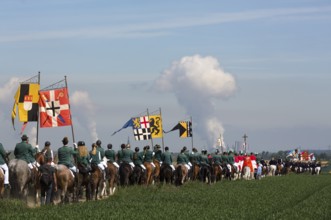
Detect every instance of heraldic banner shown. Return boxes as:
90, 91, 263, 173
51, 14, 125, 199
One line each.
39, 87, 72, 128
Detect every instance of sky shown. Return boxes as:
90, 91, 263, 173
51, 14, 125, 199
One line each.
0, 0, 330, 153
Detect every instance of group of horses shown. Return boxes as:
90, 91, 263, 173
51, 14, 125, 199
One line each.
0, 152, 323, 205
0, 152, 118, 205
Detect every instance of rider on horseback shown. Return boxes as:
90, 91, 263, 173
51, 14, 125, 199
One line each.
0, 142, 10, 189
122, 144, 135, 169
96, 140, 108, 175
133, 147, 146, 171
14, 134, 38, 170
143, 146, 155, 168
153, 144, 162, 165
212, 149, 222, 169
176, 148, 190, 171
76, 141, 91, 173
57, 137, 78, 178
161, 147, 175, 171
90, 143, 107, 179
105, 144, 119, 168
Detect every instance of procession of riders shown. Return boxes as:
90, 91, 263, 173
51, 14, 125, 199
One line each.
0, 134, 323, 204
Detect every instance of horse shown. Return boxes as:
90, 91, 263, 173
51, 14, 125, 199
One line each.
0, 152, 10, 198
54, 164, 76, 204
119, 162, 133, 187
90, 164, 106, 200
211, 163, 223, 183
130, 165, 145, 185
9, 159, 38, 201
143, 162, 155, 185
159, 164, 173, 184
174, 164, 188, 186
199, 164, 211, 184
106, 162, 118, 195
35, 152, 46, 166
76, 163, 91, 201
153, 159, 161, 183
191, 162, 200, 181
241, 166, 252, 180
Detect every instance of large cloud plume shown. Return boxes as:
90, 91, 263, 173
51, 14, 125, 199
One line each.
71, 91, 98, 142
154, 55, 237, 149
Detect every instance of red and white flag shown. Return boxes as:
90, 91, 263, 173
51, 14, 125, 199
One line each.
39, 88, 72, 128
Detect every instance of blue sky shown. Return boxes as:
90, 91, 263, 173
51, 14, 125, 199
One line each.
0, 0, 330, 153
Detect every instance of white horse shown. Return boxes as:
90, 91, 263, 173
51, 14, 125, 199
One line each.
241, 166, 252, 180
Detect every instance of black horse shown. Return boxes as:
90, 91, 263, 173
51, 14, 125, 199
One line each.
159, 164, 174, 184
119, 162, 133, 187
130, 165, 145, 185
199, 164, 211, 184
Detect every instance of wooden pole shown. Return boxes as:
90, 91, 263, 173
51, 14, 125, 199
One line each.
36, 71, 41, 148
65, 76, 76, 144
160, 107, 165, 152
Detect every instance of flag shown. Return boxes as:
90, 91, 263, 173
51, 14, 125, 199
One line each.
39, 87, 72, 127
149, 114, 163, 139
132, 116, 151, 140
165, 121, 192, 138
133, 128, 151, 140
111, 118, 134, 136
11, 83, 40, 129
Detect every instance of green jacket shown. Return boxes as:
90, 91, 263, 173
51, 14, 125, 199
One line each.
189, 152, 200, 164
0, 143, 6, 165
105, 149, 116, 162
14, 141, 35, 163
154, 149, 162, 162
213, 154, 222, 165
221, 154, 229, 165
199, 154, 209, 165
133, 151, 144, 166
117, 150, 124, 163
122, 148, 133, 163
76, 147, 90, 167
97, 146, 105, 159
161, 151, 172, 165
89, 151, 100, 165
228, 153, 234, 165
177, 153, 189, 165
144, 150, 153, 163
57, 145, 78, 168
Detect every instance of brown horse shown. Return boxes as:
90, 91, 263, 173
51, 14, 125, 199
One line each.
144, 162, 155, 185
174, 164, 188, 186
55, 164, 76, 204
0, 152, 10, 198
90, 164, 106, 200
106, 162, 118, 196
191, 163, 200, 181
212, 164, 223, 183
153, 160, 160, 183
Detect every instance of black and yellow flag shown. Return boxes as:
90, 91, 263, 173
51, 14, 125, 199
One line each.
165, 121, 192, 138
12, 83, 40, 129
149, 114, 163, 139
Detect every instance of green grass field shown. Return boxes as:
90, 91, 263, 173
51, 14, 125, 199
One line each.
1, 174, 330, 220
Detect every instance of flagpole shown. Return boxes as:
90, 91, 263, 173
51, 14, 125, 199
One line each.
36, 71, 41, 148
65, 76, 76, 144
160, 107, 165, 152
190, 116, 193, 151
147, 108, 154, 147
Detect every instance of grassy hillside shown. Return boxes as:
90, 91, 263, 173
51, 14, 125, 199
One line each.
1, 174, 330, 220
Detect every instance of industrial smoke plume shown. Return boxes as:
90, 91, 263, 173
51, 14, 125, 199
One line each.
155, 55, 237, 149
71, 91, 98, 142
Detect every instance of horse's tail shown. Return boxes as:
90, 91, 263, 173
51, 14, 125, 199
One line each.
175, 165, 182, 186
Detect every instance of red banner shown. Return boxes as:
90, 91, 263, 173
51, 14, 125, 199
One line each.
39, 88, 72, 128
